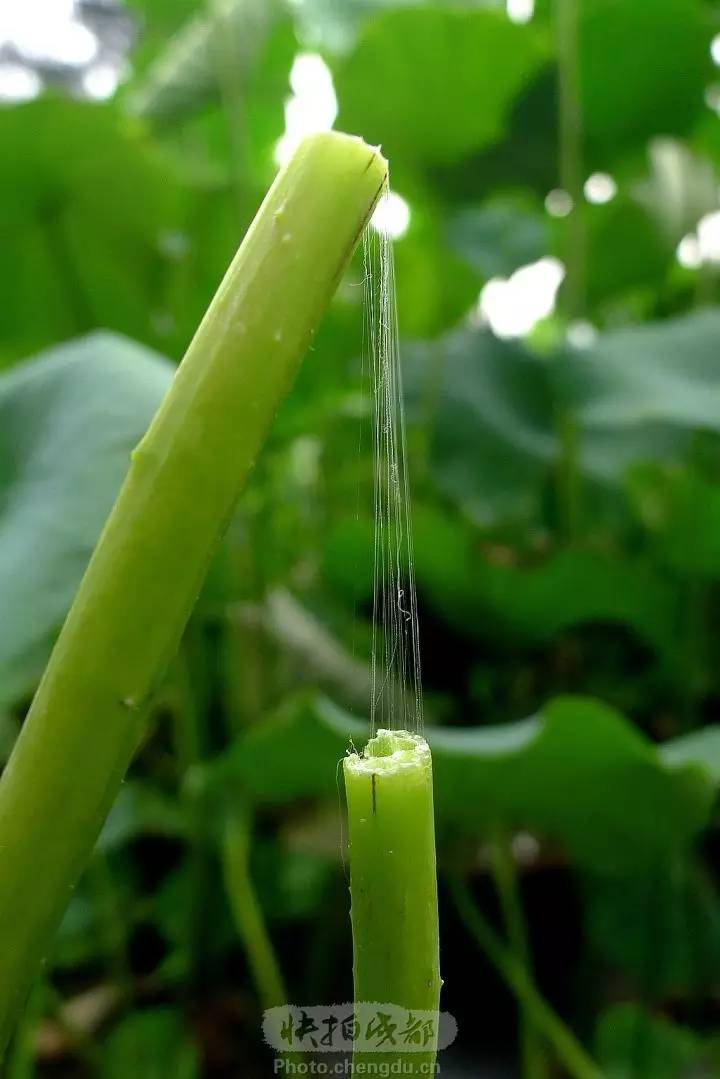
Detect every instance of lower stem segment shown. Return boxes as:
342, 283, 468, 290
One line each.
344, 729, 441, 1075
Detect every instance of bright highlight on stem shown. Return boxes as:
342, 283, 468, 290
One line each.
344, 729, 441, 1075
0, 131, 387, 1051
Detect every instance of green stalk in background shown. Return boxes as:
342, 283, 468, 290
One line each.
556, 0, 585, 322
488, 832, 547, 1079
449, 876, 601, 1079
344, 729, 441, 1076
555, 0, 585, 541
222, 802, 287, 1012
0, 131, 387, 1051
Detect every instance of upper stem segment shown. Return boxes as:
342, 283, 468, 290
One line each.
0, 131, 387, 1049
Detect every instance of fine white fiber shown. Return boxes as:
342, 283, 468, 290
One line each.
363, 181, 423, 735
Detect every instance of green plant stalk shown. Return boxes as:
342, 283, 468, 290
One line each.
171, 642, 214, 989
222, 802, 287, 1012
6, 982, 43, 1079
449, 876, 601, 1079
555, 0, 585, 540
556, 0, 585, 321
0, 131, 387, 1049
344, 729, 441, 1075
488, 832, 546, 1079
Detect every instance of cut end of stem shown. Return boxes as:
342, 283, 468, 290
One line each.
296, 130, 388, 189
345, 728, 430, 777
314, 131, 388, 170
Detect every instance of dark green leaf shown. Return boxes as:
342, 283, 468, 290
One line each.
629, 465, 720, 578
127, 0, 287, 127
580, 0, 710, 159
103, 1008, 199, 1079
596, 1003, 720, 1078
564, 309, 720, 433
323, 507, 678, 654
582, 198, 671, 309
0, 99, 186, 360
404, 329, 556, 523
98, 781, 185, 852
393, 213, 481, 338
252, 841, 334, 921
226, 693, 720, 872
435, 0, 710, 196
0, 333, 172, 707
335, 8, 548, 166
446, 198, 549, 280
585, 859, 720, 996
412, 507, 678, 655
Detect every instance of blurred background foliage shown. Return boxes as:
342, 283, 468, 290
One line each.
5, 0, 720, 1075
